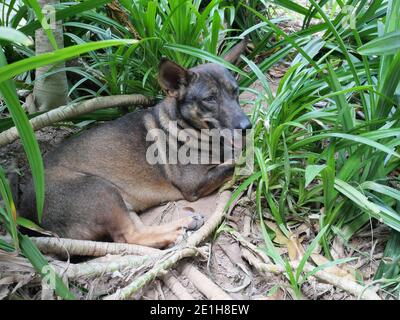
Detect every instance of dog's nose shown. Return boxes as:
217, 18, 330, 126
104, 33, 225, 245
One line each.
238, 118, 252, 130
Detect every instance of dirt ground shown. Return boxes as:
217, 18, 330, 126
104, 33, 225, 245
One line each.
0, 75, 389, 300
0, 4, 391, 300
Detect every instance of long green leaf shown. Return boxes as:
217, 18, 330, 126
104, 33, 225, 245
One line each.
19, 234, 75, 299
290, 132, 400, 159
0, 39, 138, 84
23, 0, 58, 49
0, 49, 45, 221
19, 0, 113, 35
164, 43, 248, 77
0, 26, 33, 46
358, 31, 400, 55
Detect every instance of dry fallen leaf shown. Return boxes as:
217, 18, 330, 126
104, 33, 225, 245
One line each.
287, 235, 305, 262
311, 252, 356, 281
265, 221, 289, 245
264, 221, 305, 262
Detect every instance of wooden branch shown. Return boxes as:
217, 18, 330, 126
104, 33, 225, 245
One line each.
27, 236, 160, 257
161, 273, 195, 300
53, 254, 154, 279
103, 248, 198, 300
179, 264, 232, 300
0, 94, 153, 147
2, 191, 233, 299
103, 190, 233, 300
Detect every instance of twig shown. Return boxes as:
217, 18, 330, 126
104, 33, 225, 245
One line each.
26, 236, 161, 257
106, 0, 141, 39
41, 279, 54, 300
162, 273, 195, 300
229, 230, 271, 264
0, 94, 153, 147
103, 248, 198, 300
52, 254, 156, 279
179, 264, 232, 300
103, 190, 232, 300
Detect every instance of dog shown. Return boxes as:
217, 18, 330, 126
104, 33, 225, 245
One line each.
19, 43, 252, 248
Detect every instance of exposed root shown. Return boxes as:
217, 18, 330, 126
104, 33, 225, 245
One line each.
103, 247, 199, 300
0, 94, 153, 147
161, 273, 195, 300
41, 279, 54, 300
27, 236, 161, 257
179, 264, 232, 300
103, 190, 233, 300
53, 254, 156, 279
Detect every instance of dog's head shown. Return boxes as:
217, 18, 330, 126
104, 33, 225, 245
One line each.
158, 45, 251, 131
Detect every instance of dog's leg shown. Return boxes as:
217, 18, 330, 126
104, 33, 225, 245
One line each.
181, 162, 235, 201
109, 211, 203, 248
25, 170, 202, 249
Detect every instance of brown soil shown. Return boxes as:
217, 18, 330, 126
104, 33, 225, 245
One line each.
0, 3, 391, 300
0, 78, 389, 300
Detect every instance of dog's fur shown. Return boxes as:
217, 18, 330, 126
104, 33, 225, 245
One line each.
19, 50, 251, 248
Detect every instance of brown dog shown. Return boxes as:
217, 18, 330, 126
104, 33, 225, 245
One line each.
19, 46, 252, 248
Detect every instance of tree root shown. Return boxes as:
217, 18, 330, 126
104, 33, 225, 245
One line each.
161, 273, 195, 300
2, 190, 233, 300
52, 254, 156, 279
241, 248, 381, 300
103, 190, 233, 300
27, 236, 161, 257
0, 94, 154, 147
179, 264, 232, 300
103, 247, 199, 300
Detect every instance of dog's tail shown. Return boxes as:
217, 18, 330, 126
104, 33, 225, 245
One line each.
223, 37, 249, 65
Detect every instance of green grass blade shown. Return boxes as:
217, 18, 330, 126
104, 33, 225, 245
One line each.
0, 168, 19, 250
23, 0, 58, 50
19, 0, 113, 35
0, 26, 33, 46
361, 181, 400, 202
0, 50, 45, 221
19, 234, 75, 299
358, 31, 400, 56
296, 225, 329, 281
0, 39, 138, 83
290, 132, 400, 159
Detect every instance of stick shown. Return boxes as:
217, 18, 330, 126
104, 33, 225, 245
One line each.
241, 248, 381, 300
179, 264, 232, 300
103, 190, 232, 300
26, 236, 161, 257
0, 94, 153, 147
41, 279, 55, 300
162, 273, 195, 300
103, 248, 198, 300
52, 254, 156, 279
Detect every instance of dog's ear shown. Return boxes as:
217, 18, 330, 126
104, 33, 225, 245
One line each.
158, 58, 191, 98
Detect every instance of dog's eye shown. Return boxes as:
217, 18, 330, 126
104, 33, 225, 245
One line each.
203, 95, 217, 103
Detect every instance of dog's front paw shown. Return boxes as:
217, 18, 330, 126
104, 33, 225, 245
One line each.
186, 213, 204, 231
166, 213, 204, 247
